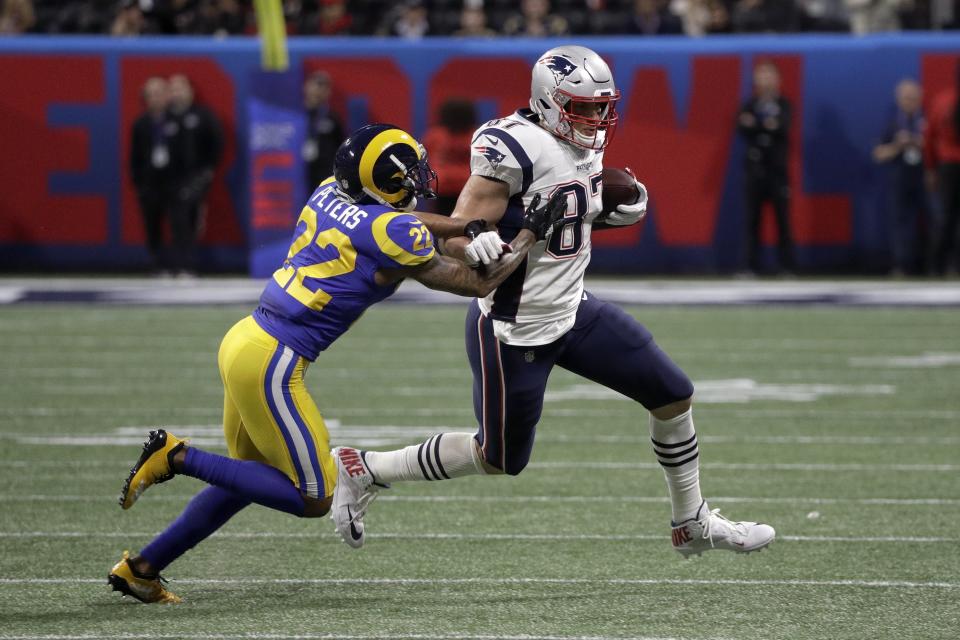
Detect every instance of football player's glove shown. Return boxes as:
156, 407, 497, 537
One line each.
604, 171, 648, 226
464, 220, 507, 267
522, 191, 568, 241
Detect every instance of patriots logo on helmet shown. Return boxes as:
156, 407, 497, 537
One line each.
541, 55, 578, 85
474, 145, 506, 168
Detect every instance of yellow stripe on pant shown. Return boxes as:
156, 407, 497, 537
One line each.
217, 316, 335, 498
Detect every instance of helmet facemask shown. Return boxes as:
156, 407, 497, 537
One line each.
554, 90, 620, 151
377, 147, 438, 211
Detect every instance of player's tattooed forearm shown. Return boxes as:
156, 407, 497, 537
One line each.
414, 230, 535, 297
415, 257, 489, 296
412, 211, 468, 239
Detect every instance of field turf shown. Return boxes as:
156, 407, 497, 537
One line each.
0, 302, 957, 640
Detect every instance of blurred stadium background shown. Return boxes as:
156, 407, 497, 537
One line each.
0, 0, 959, 276
2, 3, 960, 640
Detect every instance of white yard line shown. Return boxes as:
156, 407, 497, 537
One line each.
541, 434, 960, 446
0, 531, 954, 544
0, 577, 956, 590
530, 461, 960, 472
0, 634, 723, 640
0, 493, 957, 507
6, 431, 960, 447
3, 457, 957, 473
0, 407, 224, 417
3, 406, 958, 419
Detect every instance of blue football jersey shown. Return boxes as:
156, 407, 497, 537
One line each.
254, 179, 436, 360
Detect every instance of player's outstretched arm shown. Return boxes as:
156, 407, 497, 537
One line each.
386, 191, 566, 297
410, 211, 472, 239
440, 176, 511, 263
405, 238, 534, 298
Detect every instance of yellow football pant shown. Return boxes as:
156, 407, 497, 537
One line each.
217, 316, 335, 499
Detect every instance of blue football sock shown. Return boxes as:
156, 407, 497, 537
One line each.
140, 485, 249, 572
180, 447, 306, 516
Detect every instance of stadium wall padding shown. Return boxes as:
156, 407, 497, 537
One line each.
0, 35, 958, 274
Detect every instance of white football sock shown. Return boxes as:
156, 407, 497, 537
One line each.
363, 432, 486, 483
649, 408, 703, 523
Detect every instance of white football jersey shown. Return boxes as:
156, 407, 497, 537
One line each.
469, 109, 604, 346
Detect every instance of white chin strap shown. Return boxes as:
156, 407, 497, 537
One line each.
397, 196, 417, 212
361, 185, 390, 207
361, 185, 417, 212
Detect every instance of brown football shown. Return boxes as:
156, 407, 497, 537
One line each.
601, 167, 640, 215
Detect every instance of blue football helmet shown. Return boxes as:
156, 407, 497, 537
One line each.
334, 123, 437, 211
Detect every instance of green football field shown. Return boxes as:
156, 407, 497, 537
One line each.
0, 302, 958, 640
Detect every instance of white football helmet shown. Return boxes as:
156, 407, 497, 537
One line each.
529, 45, 620, 151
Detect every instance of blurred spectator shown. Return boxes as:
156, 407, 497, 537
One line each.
314, 0, 353, 35
302, 71, 345, 193
731, 0, 766, 31
582, 0, 607, 34
502, 0, 569, 36
453, 2, 497, 37
732, 0, 797, 32
282, 0, 303, 32
924, 59, 960, 276
705, 0, 733, 32
737, 61, 795, 275
931, 0, 958, 29
37, 0, 135, 34
0, 0, 36, 34
898, 0, 933, 29
844, 0, 903, 33
670, 0, 731, 36
110, 0, 146, 35
872, 79, 931, 275
188, 0, 247, 36
379, 0, 430, 38
111, 0, 181, 35
165, 74, 224, 276
422, 98, 478, 215
627, 0, 684, 34
797, 0, 849, 31
130, 77, 175, 274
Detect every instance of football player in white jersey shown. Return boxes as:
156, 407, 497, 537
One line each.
331, 45, 775, 558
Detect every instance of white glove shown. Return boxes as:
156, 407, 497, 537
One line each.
465, 230, 507, 266
604, 180, 648, 226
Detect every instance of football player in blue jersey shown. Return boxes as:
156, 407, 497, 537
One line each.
331, 47, 776, 559
107, 123, 567, 603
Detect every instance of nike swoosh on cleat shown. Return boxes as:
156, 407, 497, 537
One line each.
346, 507, 363, 541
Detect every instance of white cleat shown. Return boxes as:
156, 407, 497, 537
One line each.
671, 501, 775, 558
330, 446, 385, 549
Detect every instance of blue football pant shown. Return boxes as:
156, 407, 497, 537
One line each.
465, 293, 694, 475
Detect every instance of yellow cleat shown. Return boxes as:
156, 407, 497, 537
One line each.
107, 551, 182, 604
118, 429, 186, 510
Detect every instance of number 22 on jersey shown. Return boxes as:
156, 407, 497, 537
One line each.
272, 207, 357, 312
